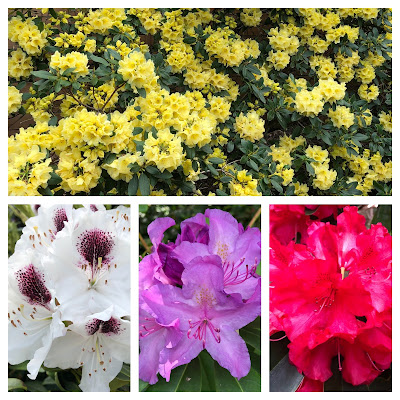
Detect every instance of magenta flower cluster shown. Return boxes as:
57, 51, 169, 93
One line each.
139, 209, 261, 384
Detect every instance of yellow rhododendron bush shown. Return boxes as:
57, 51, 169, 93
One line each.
8, 8, 392, 196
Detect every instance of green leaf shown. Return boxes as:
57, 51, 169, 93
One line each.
214, 361, 244, 392
139, 173, 151, 196
372, 205, 392, 232
139, 379, 149, 392
103, 152, 117, 165
9, 361, 29, 370
271, 180, 283, 194
137, 87, 146, 98
199, 351, 216, 391
109, 378, 129, 392
48, 116, 58, 126
62, 67, 76, 76
47, 172, 62, 186
270, 354, 303, 392
208, 157, 224, 164
145, 166, 160, 175
306, 162, 315, 176
146, 357, 202, 391
107, 48, 122, 60
247, 159, 259, 171
132, 127, 143, 135
8, 378, 27, 392
25, 381, 48, 392
31, 70, 57, 80
139, 205, 149, 213
128, 175, 139, 196
183, 36, 196, 44
240, 328, 261, 352
54, 81, 62, 93
227, 142, 234, 153
89, 54, 110, 66
238, 367, 261, 392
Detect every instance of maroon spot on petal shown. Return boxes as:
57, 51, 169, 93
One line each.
15, 264, 52, 308
86, 317, 121, 336
86, 319, 102, 335
100, 317, 121, 335
90, 205, 98, 212
53, 208, 68, 233
77, 229, 115, 265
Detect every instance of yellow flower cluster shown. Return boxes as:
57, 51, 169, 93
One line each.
240, 9, 263, 27
24, 93, 58, 123
234, 111, 265, 142
379, 111, 392, 133
118, 50, 159, 93
144, 129, 185, 172
8, 48, 33, 80
269, 26, 300, 55
103, 153, 144, 182
334, 50, 360, 83
205, 27, 260, 67
309, 55, 337, 80
306, 145, 337, 190
229, 170, 261, 196
8, 16, 47, 55
8, 145, 52, 196
7, 8, 391, 196
328, 106, 355, 129
53, 31, 86, 49
358, 84, 379, 102
8, 86, 22, 115
356, 62, 376, 84
56, 148, 102, 195
331, 145, 392, 195
294, 79, 347, 118
294, 89, 324, 117
50, 51, 89, 77
269, 135, 306, 188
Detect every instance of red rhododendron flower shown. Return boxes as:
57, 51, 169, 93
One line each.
270, 205, 392, 391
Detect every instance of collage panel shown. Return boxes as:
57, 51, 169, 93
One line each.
8, 204, 131, 392
139, 204, 261, 391
6, 5, 395, 396
8, 8, 392, 197
269, 204, 392, 392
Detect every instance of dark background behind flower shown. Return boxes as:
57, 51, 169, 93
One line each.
139, 204, 261, 392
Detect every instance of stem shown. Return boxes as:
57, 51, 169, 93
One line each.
100, 83, 124, 112
247, 207, 261, 228
139, 232, 151, 254
68, 89, 97, 111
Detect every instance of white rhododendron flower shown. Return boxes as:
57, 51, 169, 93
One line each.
8, 205, 130, 392
45, 306, 129, 392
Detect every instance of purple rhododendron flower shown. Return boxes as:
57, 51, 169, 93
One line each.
139, 209, 261, 384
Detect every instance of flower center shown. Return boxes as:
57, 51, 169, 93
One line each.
187, 317, 221, 348
76, 228, 115, 283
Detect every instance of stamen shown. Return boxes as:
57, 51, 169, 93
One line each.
223, 258, 257, 286
366, 352, 384, 372
338, 340, 342, 371
270, 334, 287, 342
187, 317, 221, 347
